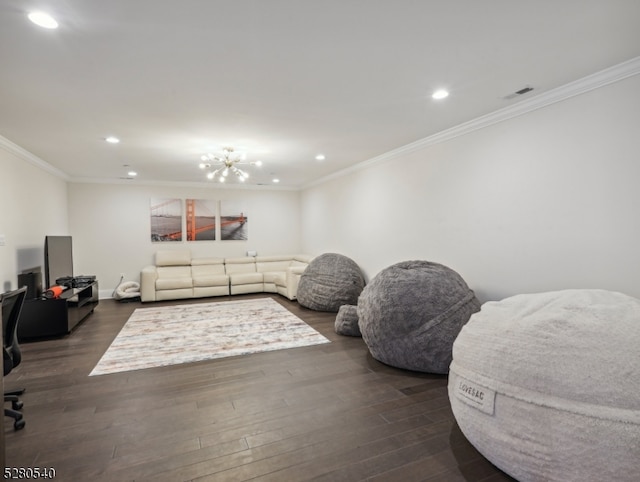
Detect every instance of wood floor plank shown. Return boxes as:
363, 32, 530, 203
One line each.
4, 294, 511, 481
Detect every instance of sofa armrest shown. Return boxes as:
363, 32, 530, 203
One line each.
140, 265, 158, 302
289, 266, 306, 276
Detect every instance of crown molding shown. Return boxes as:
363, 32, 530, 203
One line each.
0, 134, 69, 180
302, 56, 640, 190
69, 176, 299, 191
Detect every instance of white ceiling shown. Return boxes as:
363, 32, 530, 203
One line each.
2, 1, 640, 188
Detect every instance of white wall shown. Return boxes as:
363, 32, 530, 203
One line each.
6, 72, 639, 303
0, 145, 68, 292
67, 183, 302, 297
300, 74, 640, 302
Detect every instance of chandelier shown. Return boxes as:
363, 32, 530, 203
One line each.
198, 147, 262, 183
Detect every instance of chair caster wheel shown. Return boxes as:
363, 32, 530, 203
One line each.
14, 419, 25, 430
12, 400, 23, 410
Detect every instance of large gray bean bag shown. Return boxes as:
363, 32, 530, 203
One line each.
449, 289, 640, 482
297, 253, 365, 312
358, 260, 480, 374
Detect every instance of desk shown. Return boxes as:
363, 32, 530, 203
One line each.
17, 281, 99, 340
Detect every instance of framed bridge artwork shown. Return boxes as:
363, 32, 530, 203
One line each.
185, 199, 217, 241
220, 200, 248, 241
150, 198, 183, 242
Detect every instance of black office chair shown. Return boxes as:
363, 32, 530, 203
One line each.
2, 286, 27, 430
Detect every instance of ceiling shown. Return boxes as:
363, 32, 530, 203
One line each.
2, 1, 640, 189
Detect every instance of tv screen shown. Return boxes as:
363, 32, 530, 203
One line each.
45, 236, 73, 287
21, 266, 41, 274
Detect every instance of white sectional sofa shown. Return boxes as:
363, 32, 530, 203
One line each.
140, 250, 313, 303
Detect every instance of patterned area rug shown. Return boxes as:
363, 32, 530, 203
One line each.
90, 298, 330, 376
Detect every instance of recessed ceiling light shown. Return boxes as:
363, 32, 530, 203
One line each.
432, 89, 449, 100
127, 171, 137, 177
272, 178, 280, 183
315, 154, 326, 161
105, 136, 120, 144
28, 11, 58, 29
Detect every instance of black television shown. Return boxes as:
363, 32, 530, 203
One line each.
44, 236, 73, 287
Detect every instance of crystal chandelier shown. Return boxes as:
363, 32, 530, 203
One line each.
199, 147, 262, 183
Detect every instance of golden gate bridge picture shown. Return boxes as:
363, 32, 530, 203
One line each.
150, 199, 247, 242
150, 198, 182, 242
186, 199, 216, 241
220, 201, 248, 241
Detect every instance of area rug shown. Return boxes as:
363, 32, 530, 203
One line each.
89, 298, 330, 376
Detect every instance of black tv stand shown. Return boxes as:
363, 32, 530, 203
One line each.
18, 281, 99, 340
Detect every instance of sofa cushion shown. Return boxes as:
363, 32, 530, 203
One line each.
263, 271, 286, 286
157, 265, 191, 279
256, 258, 292, 273
255, 255, 293, 263
156, 265, 193, 290
191, 263, 226, 277
156, 249, 191, 267
192, 274, 228, 287
230, 272, 263, 285
191, 258, 228, 287
191, 257, 225, 266
225, 257, 256, 274
156, 277, 193, 290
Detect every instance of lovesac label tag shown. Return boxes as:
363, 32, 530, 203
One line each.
454, 375, 496, 415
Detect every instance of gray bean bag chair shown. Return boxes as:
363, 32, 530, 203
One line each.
297, 253, 365, 312
449, 289, 640, 482
358, 260, 480, 374
334, 305, 361, 337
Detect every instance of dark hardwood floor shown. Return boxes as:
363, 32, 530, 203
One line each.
4, 294, 514, 481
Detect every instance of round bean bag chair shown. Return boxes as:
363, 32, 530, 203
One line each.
358, 260, 480, 374
448, 289, 640, 482
297, 253, 365, 312
334, 305, 361, 337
